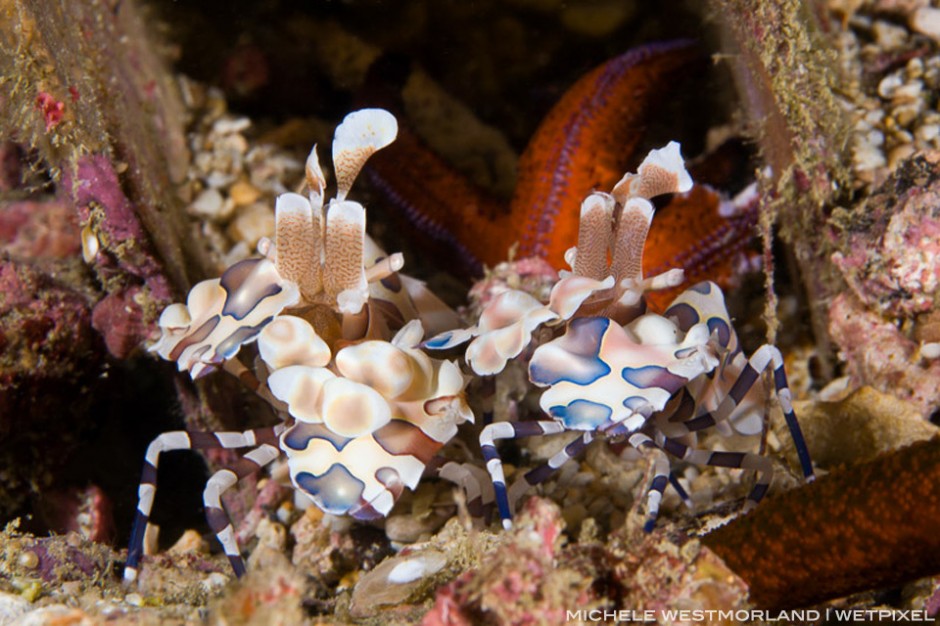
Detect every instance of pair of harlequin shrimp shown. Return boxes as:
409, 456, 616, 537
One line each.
124, 109, 813, 583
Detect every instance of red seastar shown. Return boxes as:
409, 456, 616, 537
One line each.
365, 41, 758, 308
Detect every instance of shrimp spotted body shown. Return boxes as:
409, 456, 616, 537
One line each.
427, 142, 815, 530
125, 109, 473, 583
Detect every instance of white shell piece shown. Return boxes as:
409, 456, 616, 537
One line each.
258, 315, 331, 370
387, 552, 447, 584
921, 342, 940, 359
332, 109, 399, 201
81, 224, 99, 264
320, 377, 393, 438
267, 366, 336, 423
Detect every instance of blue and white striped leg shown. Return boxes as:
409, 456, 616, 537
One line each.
479, 420, 566, 529
657, 434, 773, 511
124, 425, 283, 584
668, 472, 693, 510
203, 443, 282, 577
623, 432, 671, 532
653, 388, 724, 439
506, 432, 594, 513
713, 345, 815, 481
606, 421, 694, 513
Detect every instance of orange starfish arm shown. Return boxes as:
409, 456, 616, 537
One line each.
644, 184, 759, 310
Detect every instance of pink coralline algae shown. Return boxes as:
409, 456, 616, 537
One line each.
0, 260, 97, 384
0, 199, 82, 262
829, 293, 940, 415
423, 497, 594, 626
832, 151, 940, 318
90, 287, 150, 360
36, 484, 115, 544
35, 92, 65, 131
829, 151, 940, 416
421, 498, 747, 625
63, 154, 175, 357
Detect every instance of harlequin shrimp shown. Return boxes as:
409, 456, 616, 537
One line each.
426, 142, 815, 530
124, 109, 474, 582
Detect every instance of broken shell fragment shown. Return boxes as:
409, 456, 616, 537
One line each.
80, 224, 99, 264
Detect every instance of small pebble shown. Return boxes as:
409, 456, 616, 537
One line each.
229, 180, 261, 206
190, 188, 224, 218
167, 528, 208, 554
888, 143, 916, 168
227, 203, 275, 247
387, 560, 428, 584
920, 341, 940, 359
17, 550, 39, 570
0, 591, 29, 622
212, 116, 251, 135
910, 7, 940, 42
872, 19, 909, 48
878, 72, 904, 99
124, 592, 144, 607
201, 572, 229, 590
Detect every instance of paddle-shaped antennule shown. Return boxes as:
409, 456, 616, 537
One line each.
332, 108, 398, 201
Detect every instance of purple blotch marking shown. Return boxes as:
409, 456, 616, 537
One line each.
295, 464, 365, 515
530, 316, 611, 386
220, 258, 283, 320
664, 302, 699, 332
549, 399, 612, 430
622, 365, 689, 394
214, 318, 271, 360
283, 422, 354, 452
707, 316, 731, 348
